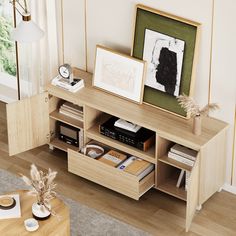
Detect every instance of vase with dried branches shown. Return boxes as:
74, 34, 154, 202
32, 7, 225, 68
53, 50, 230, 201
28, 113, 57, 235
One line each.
21, 164, 57, 220
177, 94, 219, 135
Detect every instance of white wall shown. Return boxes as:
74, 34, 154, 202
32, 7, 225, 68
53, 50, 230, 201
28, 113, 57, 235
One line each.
63, 0, 86, 68
63, 0, 236, 187
210, 0, 236, 186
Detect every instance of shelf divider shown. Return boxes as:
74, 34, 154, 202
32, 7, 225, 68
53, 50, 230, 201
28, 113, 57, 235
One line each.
49, 138, 80, 152
158, 155, 193, 172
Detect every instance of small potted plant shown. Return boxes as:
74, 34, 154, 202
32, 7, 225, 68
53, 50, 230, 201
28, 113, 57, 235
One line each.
21, 164, 57, 220
177, 94, 219, 135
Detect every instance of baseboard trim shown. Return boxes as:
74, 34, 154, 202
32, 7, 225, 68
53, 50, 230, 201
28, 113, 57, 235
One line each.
223, 184, 236, 195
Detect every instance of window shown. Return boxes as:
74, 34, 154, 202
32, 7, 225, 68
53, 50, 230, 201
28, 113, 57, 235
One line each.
0, 0, 18, 102
0, 0, 16, 77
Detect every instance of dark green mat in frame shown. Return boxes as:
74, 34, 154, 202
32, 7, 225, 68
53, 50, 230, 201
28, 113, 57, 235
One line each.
132, 5, 201, 118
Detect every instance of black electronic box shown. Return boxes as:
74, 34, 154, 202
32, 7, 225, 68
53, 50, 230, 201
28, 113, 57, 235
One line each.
58, 121, 80, 147
99, 116, 155, 151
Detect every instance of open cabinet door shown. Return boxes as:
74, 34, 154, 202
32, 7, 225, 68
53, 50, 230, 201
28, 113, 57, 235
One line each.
186, 155, 200, 232
7, 92, 50, 156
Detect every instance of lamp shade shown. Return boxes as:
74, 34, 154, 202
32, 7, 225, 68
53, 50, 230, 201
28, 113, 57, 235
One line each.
11, 14, 44, 43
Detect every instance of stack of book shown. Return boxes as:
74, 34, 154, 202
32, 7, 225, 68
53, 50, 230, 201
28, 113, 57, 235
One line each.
59, 102, 83, 121
168, 144, 197, 167
117, 156, 154, 180
51, 75, 84, 93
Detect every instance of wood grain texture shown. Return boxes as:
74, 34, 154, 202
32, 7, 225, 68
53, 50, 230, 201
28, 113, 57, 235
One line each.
47, 69, 228, 151
186, 156, 200, 232
199, 130, 227, 204
1, 101, 236, 235
68, 149, 154, 200
159, 155, 193, 172
6, 93, 50, 156
50, 110, 84, 129
0, 190, 70, 236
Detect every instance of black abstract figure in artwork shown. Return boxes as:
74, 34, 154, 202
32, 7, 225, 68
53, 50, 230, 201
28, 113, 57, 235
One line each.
143, 30, 185, 96
155, 47, 177, 95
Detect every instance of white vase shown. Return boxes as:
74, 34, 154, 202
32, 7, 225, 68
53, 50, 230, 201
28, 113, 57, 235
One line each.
193, 115, 202, 135
32, 202, 51, 220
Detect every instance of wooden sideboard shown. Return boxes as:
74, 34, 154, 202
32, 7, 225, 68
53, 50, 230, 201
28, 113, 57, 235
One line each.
6, 68, 228, 231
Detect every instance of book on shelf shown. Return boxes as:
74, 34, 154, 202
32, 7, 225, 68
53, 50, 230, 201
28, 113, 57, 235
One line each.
51, 75, 84, 93
59, 109, 83, 121
170, 144, 197, 161
176, 169, 185, 188
176, 170, 190, 191
0, 194, 21, 219
117, 156, 154, 180
62, 102, 83, 114
168, 151, 195, 167
98, 150, 127, 167
60, 106, 83, 117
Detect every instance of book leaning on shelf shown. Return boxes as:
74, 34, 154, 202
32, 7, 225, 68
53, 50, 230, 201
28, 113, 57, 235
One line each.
117, 156, 154, 180
176, 170, 190, 191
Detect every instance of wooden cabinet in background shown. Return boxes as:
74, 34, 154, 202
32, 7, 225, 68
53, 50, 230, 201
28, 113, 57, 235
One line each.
6, 68, 228, 232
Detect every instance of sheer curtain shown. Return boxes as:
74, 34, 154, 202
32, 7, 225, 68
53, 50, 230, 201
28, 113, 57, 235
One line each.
18, 0, 61, 98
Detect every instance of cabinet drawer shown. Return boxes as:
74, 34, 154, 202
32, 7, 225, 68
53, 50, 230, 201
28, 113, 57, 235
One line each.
68, 149, 154, 200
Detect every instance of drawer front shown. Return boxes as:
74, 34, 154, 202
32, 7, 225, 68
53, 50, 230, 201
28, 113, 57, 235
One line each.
68, 149, 154, 200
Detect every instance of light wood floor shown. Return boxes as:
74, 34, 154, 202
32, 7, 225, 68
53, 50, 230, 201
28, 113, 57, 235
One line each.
1, 101, 236, 236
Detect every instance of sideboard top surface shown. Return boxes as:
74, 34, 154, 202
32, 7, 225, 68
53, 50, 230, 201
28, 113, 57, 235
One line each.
47, 68, 228, 150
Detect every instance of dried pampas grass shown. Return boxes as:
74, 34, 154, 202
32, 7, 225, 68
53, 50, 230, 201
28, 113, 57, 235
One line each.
177, 94, 219, 117
21, 164, 57, 213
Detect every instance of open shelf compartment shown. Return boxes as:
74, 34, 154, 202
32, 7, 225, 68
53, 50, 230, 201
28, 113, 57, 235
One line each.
49, 138, 80, 152
50, 110, 83, 129
156, 161, 187, 201
85, 113, 156, 163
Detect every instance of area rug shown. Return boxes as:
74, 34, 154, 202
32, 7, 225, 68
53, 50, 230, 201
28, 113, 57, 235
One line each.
0, 169, 149, 236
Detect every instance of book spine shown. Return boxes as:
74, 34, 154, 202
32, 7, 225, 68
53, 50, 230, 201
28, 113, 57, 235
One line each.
62, 104, 83, 113
137, 164, 154, 180
168, 152, 194, 167
176, 169, 185, 188
60, 107, 83, 117
59, 110, 83, 121
117, 156, 137, 170
170, 148, 197, 161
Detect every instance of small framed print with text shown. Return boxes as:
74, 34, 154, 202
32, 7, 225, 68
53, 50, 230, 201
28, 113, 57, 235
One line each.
93, 45, 146, 104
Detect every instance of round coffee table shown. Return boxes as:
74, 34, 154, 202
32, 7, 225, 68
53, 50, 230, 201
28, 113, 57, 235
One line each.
0, 190, 70, 235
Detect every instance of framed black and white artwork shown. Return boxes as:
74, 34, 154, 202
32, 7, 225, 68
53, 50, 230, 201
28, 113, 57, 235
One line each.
132, 4, 201, 118
143, 29, 185, 97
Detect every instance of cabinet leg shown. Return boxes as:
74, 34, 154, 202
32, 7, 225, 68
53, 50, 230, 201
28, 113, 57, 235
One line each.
49, 144, 54, 150
196, 204, 202, 211
217, 187, 223, 192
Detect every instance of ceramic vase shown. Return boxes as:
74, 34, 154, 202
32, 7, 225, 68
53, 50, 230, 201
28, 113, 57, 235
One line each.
193, 115, 201, 135
32, 202, 51, 220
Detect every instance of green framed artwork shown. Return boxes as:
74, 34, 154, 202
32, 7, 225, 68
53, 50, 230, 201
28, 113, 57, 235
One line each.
132, 4, 201, 118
